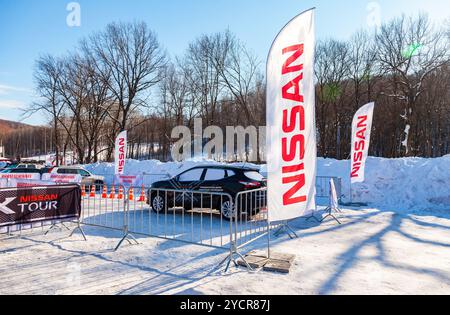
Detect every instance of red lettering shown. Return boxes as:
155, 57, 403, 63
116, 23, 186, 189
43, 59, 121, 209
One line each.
279, 43, 307, 206
282, 73, 304, 102
354, 140, 365, 151
282, 163, 304, 174
282, 174, 306, 206
282, 135, 305, 162
354, 152, 363, 163
356, 128, 366, 140
282, 44, 304, 75
282, 106, 305, 133
357, 115, 368, 129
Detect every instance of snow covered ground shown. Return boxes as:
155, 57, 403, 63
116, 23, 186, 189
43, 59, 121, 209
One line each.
1, 205, 449, 295
1, 155, 448, 295
84, 155, 450, 212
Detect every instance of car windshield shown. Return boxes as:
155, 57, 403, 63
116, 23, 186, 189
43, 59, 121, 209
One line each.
79, 169, 90, 176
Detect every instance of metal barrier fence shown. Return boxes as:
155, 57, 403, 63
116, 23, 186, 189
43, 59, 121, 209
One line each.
316, 176, 343, 202
79, 183, 272, 271
80, 184, 236, 250
1, 177, 342, 271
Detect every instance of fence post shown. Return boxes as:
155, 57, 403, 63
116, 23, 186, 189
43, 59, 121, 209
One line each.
114, 186, 139, 251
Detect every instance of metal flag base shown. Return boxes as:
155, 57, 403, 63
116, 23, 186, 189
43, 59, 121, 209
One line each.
320, 206, 342, 225
114, 226, 139, 251
306, 210, 322, 223
273, 221, 298, 239
217, 241, 253, 273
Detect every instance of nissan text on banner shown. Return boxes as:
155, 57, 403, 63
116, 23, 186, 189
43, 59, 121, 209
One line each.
350, 102, 375, 184
115, 130, 127, 175
266, 8, 317, 222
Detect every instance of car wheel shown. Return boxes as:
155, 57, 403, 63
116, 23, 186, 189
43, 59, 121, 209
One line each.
220, 200, 235, 221
151, 193, 166, 213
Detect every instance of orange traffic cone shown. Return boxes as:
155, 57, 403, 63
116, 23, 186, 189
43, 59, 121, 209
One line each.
138, 185, 146, 202
117, 186, 124, 200
129, 187, 134, 201
89, 185, 96, 198
109, 186, 116, 199
101, 185, 108, 199
81, 185, 86, 197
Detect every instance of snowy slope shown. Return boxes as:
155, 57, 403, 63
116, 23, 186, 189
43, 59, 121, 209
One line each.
84, 155, 450, 212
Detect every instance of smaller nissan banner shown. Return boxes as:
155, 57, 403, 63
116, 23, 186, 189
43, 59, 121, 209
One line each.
0, 184, 81, 228
266, 8, 317, 222
350, 102, 375, 183
115, 131, 127, 175
42, 173, 82, 184
114, 175, 143, 188
0, 173, 41, 181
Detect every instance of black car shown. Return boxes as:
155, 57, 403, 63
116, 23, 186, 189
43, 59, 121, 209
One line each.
148, 165, 266, 219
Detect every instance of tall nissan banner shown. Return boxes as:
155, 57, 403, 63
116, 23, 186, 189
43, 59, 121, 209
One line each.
266, 9, 317, 222
115, 130, 127, 175
350, 102, 375, 184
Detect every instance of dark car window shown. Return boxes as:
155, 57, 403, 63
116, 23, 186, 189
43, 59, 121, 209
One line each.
11, 168, 41, 174
57, 168, 66, 174
226, 170, 236, 177
179, 168, 205, 182
204, 169, 226, 181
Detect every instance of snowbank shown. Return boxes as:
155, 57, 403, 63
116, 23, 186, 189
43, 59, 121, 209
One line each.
316, 155, 450, 212
84, 155, 450, 212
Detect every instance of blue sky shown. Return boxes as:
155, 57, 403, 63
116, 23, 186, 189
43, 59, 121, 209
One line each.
0, 0, 448, 125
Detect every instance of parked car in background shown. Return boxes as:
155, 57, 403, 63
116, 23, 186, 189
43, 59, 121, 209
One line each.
16, 164, 38, 169
148, 165, 267, 220
50, 166, 104, 186
0, 167, 42, 174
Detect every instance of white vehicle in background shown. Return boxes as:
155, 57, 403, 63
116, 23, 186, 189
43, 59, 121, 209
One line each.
50, 166, 105, 187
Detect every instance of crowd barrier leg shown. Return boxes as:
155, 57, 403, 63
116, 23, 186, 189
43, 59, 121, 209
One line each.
114, 191, 139, 251
69, 219, 88, 241
44, 221, 71, 236
217, 205, 254, 273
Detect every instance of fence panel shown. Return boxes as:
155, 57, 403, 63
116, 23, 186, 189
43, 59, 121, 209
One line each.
316, 176, 342, 202
79, 184, 234, 250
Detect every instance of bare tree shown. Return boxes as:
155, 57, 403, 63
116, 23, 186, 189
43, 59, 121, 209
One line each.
315, 39, 351, 158
82, 21, 167, 159
30, 55, 64, 165
211, 31, 262, 126
376, 14, 449, 156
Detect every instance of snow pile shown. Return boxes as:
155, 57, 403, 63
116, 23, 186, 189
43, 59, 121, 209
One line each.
316, 155, 450, 212
85, 155, 450, 212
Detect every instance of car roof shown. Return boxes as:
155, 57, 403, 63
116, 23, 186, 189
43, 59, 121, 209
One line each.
185, 165, 260, 172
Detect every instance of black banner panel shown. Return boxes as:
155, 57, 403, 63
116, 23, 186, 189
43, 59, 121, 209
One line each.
0, 184, 81, 227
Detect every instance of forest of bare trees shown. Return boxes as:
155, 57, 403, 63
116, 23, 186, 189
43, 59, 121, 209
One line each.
4, 14, 449, 164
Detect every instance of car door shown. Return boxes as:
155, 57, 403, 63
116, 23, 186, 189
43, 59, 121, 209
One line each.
200, 168, 227, 208
174, 168, 206, 207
